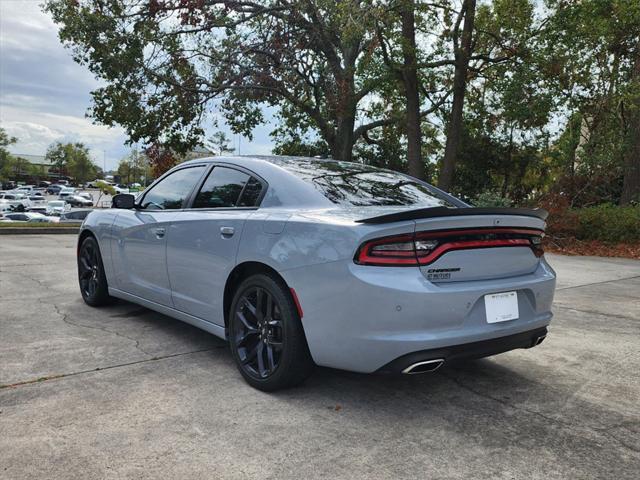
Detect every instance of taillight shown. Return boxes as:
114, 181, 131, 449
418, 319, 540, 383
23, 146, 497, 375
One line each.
355, 228, 544, 266
355, 234, 421, 265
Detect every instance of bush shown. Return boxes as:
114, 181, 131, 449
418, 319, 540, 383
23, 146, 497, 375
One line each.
576, 204, 640, 243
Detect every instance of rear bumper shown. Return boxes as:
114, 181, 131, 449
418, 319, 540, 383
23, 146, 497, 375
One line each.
280, 257, 556, 373
376, 327, 548, 374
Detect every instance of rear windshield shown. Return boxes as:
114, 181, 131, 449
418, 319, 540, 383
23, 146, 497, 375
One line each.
276, 159, 456, 207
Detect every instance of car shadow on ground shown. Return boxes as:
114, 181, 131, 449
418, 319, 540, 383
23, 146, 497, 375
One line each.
104, 299, 556, 410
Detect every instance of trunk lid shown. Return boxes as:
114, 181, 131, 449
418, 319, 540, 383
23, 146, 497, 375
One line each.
354, 207, 547, 283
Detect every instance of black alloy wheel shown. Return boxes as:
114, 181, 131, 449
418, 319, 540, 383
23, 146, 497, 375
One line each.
229, 273, 314, 391
233, 286, 284, 378
77, 236, 111, 306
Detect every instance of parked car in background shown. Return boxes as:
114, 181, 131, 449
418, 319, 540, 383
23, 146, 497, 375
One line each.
79, 192, 93, 201
46, 200, 69, 216
58, 187, 77, 199
78, 156, 555, 391
113, 184, 130, 194
65, 195, 93, 207
3, 212, 59, 223
46, 184, 64, 195
2, 181, 16, 190
15, 185, 35, 195
0, 192, 30, 209
60, 209, 92, 224
57, 179, 69, 186
86, 179, 107, 188
39, 181, 51, 188
27, 205, 48, 215
28, 194, 46, 205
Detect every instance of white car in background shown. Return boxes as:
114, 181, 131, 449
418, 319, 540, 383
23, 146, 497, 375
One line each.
58, 187, 77, 199
15, 185, 35, 195
46, 200, 70, 216
0, 192, 31, 209
3, 212, 59, 223
113, 184, 130, 194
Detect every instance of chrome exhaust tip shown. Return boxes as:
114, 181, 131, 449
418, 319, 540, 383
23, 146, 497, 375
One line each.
533, 334, 547, 347
402, 358, 445, 374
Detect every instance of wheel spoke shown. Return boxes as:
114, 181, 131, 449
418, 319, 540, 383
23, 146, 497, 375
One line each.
236, 311, 257, 331
235, 330, 258, 347
241, 343, 259, 365
256, 342, 266, 377
265, 293, 273, 320
80, 256, 91, 271
266, 344, 275, 371
242, 297, 258, 318
255, 288, 264, 320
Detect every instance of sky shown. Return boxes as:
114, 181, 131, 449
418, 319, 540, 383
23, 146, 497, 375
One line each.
0, 0, 274, 171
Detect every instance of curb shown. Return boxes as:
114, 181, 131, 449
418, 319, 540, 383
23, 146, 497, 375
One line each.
0, 227, 80, 235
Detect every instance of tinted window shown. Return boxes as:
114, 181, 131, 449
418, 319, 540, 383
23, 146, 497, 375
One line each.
141, 167, 205, 210
193, 167, 251, 208
275, 159, 456, 207
238, 177, 263, 207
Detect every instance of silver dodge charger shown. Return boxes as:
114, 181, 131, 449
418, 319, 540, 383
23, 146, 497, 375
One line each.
77, 156, 556, 390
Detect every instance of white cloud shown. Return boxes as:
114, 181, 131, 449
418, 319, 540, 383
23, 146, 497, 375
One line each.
0, 0, 275, 171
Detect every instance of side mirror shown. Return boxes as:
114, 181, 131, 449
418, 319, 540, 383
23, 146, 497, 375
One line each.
112, 193, 136, 209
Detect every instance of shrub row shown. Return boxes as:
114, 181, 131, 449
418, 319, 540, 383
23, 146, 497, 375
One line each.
575, 204, 640, 243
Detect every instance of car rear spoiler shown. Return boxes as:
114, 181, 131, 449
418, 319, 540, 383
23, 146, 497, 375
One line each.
356, 207, 548, 224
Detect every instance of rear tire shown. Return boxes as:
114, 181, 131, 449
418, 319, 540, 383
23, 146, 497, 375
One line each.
77, 236, 112, 307
229, 273, 314, 391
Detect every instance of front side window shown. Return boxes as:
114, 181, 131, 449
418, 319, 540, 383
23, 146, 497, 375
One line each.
193, 167, 262, 208
140, 166, 206, 210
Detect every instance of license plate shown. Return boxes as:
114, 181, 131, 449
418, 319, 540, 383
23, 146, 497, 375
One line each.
484, 291, 519, 323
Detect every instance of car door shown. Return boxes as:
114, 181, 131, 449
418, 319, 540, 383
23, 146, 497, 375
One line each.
111, 165, 207, 307
166, 165, 266, 325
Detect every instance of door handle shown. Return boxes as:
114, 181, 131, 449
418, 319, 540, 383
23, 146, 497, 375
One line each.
220, 226, 235, 237
154, 227, 166, 238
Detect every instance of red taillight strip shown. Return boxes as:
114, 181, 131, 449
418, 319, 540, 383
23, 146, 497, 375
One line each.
355, 228, 544, 267
415, 238, 531, 265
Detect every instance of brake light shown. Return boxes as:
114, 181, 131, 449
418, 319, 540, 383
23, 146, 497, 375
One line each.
355, 228, 544, 266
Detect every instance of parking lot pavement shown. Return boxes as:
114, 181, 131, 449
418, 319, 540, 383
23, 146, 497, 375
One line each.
1, 235, 638, 480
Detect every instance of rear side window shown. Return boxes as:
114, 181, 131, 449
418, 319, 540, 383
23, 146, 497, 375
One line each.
275, 159, 456, 208
141, 166, 206, 210
193, 167, 263, 208
238, 177, 263, 207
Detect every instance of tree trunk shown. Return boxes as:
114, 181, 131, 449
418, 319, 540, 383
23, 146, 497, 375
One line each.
331, 113, 356, 162
438, 0, 476, 192
620, 41, 640, 205
400, 0, 424, 179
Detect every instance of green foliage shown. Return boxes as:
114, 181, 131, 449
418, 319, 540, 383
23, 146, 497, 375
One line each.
473, 191, 512, 208
208, 132, 234, 156
117, 149, 147, 185
576, 205, 640, 243
45, 142, 97, 183
0, 128, 18, 182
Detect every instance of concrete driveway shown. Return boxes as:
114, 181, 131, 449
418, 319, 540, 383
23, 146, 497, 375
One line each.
1, 235, 638, 479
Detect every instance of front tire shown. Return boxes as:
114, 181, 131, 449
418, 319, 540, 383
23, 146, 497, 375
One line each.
229, 273, 314, 391
77, 236, 112, 306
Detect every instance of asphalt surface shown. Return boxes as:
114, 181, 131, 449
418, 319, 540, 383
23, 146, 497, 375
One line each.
0, 235, 638, 479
